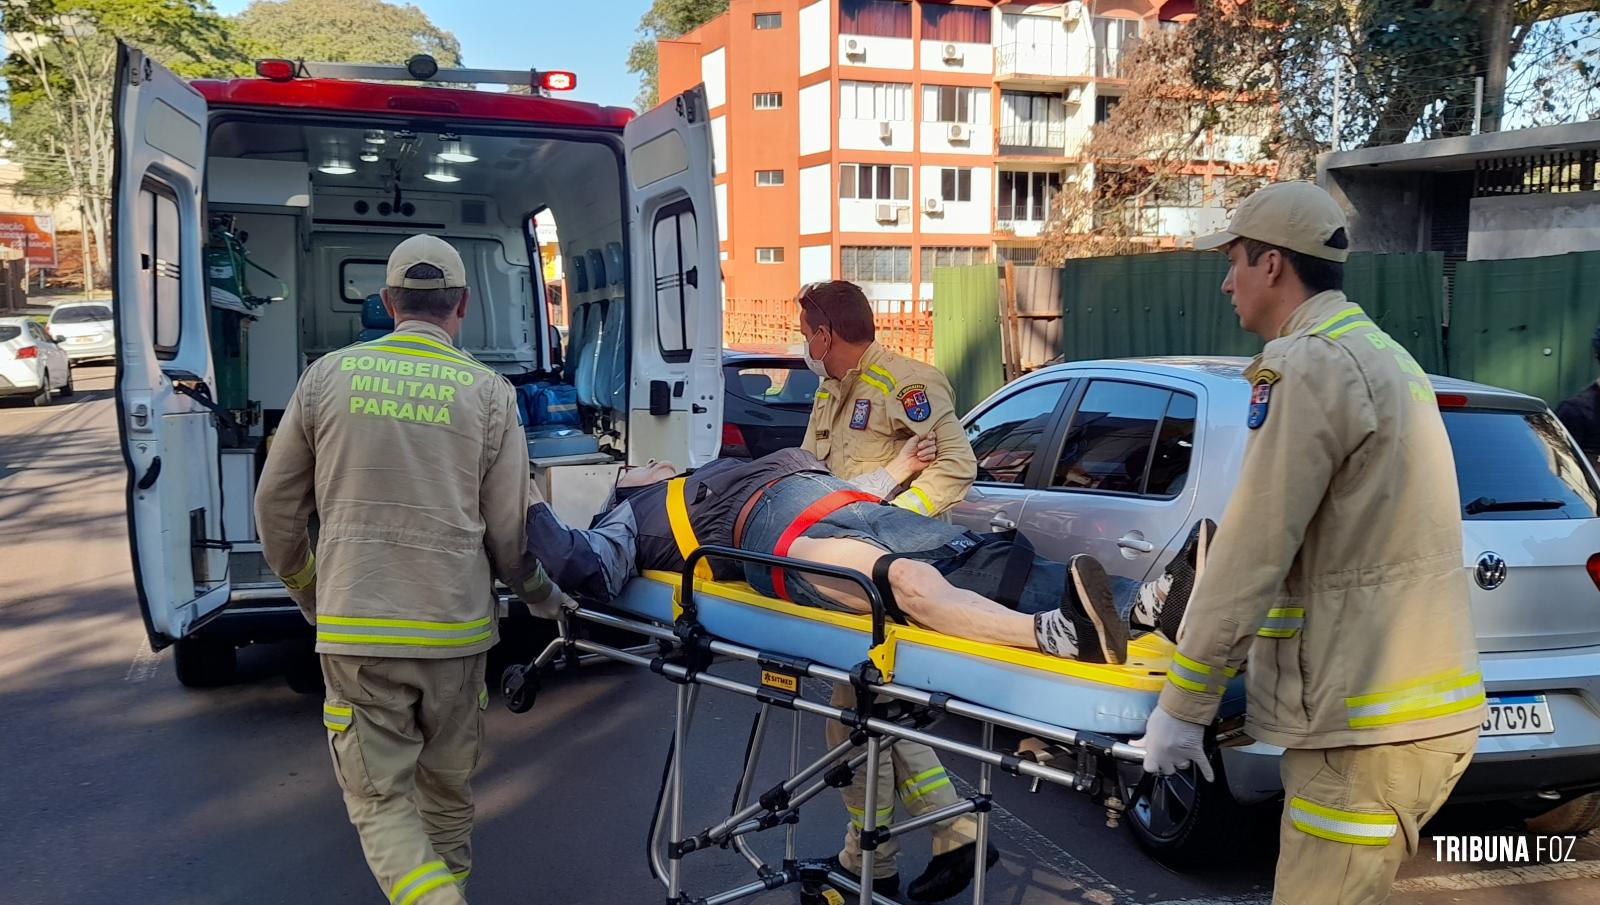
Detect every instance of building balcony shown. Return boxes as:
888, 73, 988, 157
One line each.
994, 42, 1093, 86
998, 124, 1089, 158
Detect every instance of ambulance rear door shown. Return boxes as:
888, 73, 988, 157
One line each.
113, 42, 231, 648
624, 86, 724, 468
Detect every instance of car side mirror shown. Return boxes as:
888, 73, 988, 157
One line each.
50, 334, 65, 344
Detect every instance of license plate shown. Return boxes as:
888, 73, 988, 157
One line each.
71, 335, 98, 344
1480, 694, 1554, 736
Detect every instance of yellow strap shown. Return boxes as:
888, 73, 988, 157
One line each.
666, 478, 713, 580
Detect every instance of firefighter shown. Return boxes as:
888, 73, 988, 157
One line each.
795, 279, 990, 902
256, 234, 559, 905
1135, 182, 1483, 904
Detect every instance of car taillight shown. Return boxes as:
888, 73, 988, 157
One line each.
15, 346, 37, 359
1587, 554, 1600, 593
721, 422, 749, 458
1436, 393, 1469, 408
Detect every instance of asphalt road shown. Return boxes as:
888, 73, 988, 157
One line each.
3, 365, 1598, 905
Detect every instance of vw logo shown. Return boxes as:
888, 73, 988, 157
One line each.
1475, 552, 1507, 590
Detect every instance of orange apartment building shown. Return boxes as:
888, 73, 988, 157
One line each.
658, 0, 1253, 303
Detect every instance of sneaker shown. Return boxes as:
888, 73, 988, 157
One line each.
1067, 555, 1128, 665
821, 855, 900, 900
906, 842, 1001, 903
1158, 519, 1216, 643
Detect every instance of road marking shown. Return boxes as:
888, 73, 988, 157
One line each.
125, 638, 160, 682
1391, 859, 1600, 892
950, 774, 1124, 905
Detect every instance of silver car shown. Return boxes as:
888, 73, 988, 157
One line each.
952, 357, 1600, 864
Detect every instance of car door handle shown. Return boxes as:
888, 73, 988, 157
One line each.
1117, 534, 1155, 554
989, 515, 1017, 531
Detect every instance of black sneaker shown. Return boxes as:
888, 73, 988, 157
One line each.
906, 842, 1001, 903
1067, 555, 1127, 665
1159, 519, 1216, 643
821, 855, 900, 900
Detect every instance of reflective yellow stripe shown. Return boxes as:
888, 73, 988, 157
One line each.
396, 874, 456, 905
1325, 319, 1376, 340
1167, 672, 1210, 694
900, 767, 945, 790
868, 364, 898, 389
281, 551, 316, 591
323, 704, 352, 716
846, 804, 895, 828
1257, 606, 1305, 638
1172, 651, 1212, 675
318, 614, 493, 631
323, 703, 353, 732
860, 374, 891, 395
815, 390, 830, 399
666, 478, 713, 580
361, 344, 495, 374
1169, 651, 1232, 695
1345, 671, 1485, 728
1309, 306, 1364, 335
1289, 797, 1398, 846
390, 861, 453, 905
479, 687, 489, 709
382, 334, 477, 362
901, 776, 951, 803
317, 630, 494, 647
452, 870, 470, 883
892, 487, 933, 515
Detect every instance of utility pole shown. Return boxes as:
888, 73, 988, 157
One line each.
1472, 76, 1485, 136
79, 196, 92, 298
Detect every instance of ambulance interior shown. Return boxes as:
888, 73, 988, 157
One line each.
203, 120, 630, 575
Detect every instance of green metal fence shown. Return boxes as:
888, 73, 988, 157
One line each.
1448, 251, 1600, 405
932, 264, 1006, 413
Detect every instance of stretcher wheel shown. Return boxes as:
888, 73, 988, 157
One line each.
501, 664, 540, 714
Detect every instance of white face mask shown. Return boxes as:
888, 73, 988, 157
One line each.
802, 329, 829, 379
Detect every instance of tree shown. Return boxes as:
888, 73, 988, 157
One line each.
0, 0, 245, 285
231, 0, 462, 66
626, 0, 727, 111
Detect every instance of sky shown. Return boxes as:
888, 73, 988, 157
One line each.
212, 0, 657, 109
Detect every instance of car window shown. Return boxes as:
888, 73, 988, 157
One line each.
50, 305, 112, 325
725, 363, 819, 407
0, 325, 20, 343
27, 323, 47, 343
1054, 380, 1193, 496
1444, 409, 1600, 520
964, 381, 1071, 485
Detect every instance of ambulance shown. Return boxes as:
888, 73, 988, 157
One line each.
113, 44, 723, 686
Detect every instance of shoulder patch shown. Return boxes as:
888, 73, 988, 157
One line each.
899, 384, 931, 422
1247, 369, 1279, 430
850, 398, 872, 430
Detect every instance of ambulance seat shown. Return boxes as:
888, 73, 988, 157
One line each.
601, 301, 628, 412
357, 294, 394, 342
573, 300, 605, 408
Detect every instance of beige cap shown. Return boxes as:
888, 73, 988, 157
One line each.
386, 234, 467, 289
1194, 180, 1350, 262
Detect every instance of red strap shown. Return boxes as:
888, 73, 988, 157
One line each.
770, 490, 881, 600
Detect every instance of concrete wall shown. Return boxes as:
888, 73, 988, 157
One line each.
798, 164, 831, 235
701, 47, 728, 110
840, 35, 914, 71
798, 82, 832, 156
1321, 169, 1426, 254
799, 243, 832, 282
799, 0, 830, 75
1468, 192, 1600, 261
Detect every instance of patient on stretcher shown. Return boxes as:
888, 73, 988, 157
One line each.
519, 446, 1211, 666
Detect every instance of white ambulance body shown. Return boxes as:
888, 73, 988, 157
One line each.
113, 45, 723, 684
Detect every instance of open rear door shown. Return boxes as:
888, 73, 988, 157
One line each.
113, 43, 229, 648
625, 86, 725, 468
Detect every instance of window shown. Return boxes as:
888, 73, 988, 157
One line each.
1093, 16, 1142, 77
995, 246, 1039, 265
840, 246, 912, 283
754, 12, 781, 29
754, 92, 783, 110
755, 169, 785, 186
840, 81, 911, 121
756, 247, 785, 264
920, 246, 987, 276
840, 163, 911, 201
921, 4, 992, 43
145, 183, 183, 360
924, 85, 983, 124
841, 0, 912, 38
999, 91, 1065, 148
725, 362, 819, 407
1053, 381, 1195, 496
1444, 410, 1600, 520
939, 167, 973, 202
966, 381, 1071, 484
50, 305, 113, 325
997, 170, 1061, 222
1152, 175, 1204, 208
341, 259, 390, 303
652, 199, 699, 361
1095, 95, 1121, 124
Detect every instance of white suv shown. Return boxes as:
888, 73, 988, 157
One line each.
46, 301, 116, 364
952, 357, 1600, 864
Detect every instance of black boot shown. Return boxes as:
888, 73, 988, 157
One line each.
820, 855, 900, 900
906, 842, 1000, 903
1157, 519, 1216, 643
1032, 555, 1128, 664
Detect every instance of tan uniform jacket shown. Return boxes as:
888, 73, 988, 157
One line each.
255, 321, 531, 659
1158, 291, 1485, 749
802, 343, 977, 516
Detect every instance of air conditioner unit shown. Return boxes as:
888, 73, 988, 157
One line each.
1064, 85, 1084, 105
879, 120, 894, 141
875, 202, 898, 224
1063, 1, 1084, 24
947, 122, 970, 142
923, 196, 944, 214
1064, 168, 1082, 184
942, 43, 962, 63
845, 38, 865, 60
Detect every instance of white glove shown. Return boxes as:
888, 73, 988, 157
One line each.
526, 585, 579, 621
1132, 706, 1214, 781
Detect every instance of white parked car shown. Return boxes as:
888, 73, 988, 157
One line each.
0, 316, 73, 405
46, 301, 116, 364
953, 357, 1600, 864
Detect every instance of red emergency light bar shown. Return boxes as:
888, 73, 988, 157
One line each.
255, 58, 576, 93
540, 71, 577, 92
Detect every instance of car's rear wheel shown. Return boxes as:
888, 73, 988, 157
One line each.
1526, 791, 1600, 835
1125, 748, 1248, 869
59, 369, 75, 397
173, 636, 238, 687
32, 371, 53, 407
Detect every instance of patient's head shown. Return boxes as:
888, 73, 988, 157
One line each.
619, 460, 678, 488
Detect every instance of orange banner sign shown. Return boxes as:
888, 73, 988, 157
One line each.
0, 213, 57, 268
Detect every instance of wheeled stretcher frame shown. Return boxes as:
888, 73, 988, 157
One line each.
502, 545, 1150, 905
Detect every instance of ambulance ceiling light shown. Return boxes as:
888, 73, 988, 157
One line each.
425, 169, 461, 183
360, 150, 381, 163
436, 134, 477, 164
364, 131, 387, 145
319, 162, 356, 175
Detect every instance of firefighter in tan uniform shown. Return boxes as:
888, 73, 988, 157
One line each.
1136, 183, 1483, 904
257, 235, 562, 905
796, 280, 991, 903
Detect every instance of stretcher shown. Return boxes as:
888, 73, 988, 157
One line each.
502, 545, 1245, 905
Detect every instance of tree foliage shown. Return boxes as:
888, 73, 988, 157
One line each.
626, 0, 727, 111
230, 0, 463, 66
